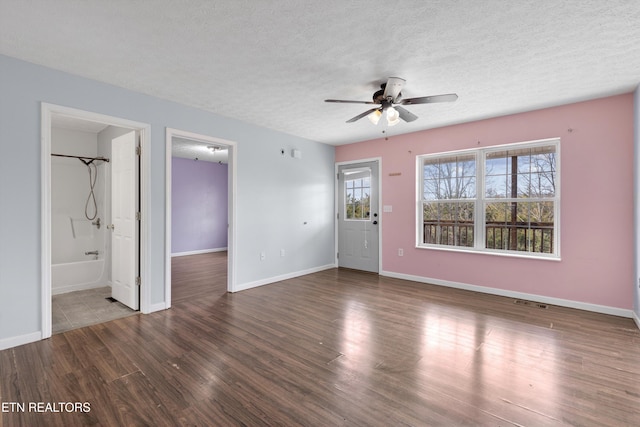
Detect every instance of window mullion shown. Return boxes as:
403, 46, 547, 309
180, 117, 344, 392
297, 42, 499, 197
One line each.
476, 153, 484, 250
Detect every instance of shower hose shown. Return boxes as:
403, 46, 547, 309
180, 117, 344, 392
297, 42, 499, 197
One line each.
84, 161, 98, 221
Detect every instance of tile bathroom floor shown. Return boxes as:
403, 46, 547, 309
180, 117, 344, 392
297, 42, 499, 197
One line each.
52, 286, 137, 334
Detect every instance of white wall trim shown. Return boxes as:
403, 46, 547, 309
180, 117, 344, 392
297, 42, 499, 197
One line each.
0, 332, 42, 351
381, 270, 634, 319
633, 83, 640, 328
165, 130, 172, 308
633, 310, 640, 330
41, 106, 52, 340
234, 264, 336, 293
171, 248, 228, 257
165, 128, 238, 304
41, 103, 152, 337
139, 125, 152, 314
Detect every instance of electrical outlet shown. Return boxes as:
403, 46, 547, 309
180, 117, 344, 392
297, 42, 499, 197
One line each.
280, 249, 285, 257
398, 248, 404, 256
260, 251, 266, 261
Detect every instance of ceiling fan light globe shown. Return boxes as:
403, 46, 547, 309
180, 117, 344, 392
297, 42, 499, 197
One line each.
386, 107, 400, 126
367, 110, 382, 125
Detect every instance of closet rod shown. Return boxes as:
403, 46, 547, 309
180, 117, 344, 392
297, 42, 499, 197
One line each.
51, 153, 110, 163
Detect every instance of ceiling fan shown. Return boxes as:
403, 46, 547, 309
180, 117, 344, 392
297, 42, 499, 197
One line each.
325, 77, 458, 126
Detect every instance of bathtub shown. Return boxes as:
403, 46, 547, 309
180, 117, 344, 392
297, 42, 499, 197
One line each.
51, 258, 107, 295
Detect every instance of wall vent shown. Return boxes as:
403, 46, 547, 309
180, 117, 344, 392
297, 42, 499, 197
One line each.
514, 299, 548, 309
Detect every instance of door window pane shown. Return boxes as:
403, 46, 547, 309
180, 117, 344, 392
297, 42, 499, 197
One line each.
345, 170, 371, 220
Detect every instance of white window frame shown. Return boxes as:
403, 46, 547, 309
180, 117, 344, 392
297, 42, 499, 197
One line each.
416, 138, 560, 259
343, 167, 372, 222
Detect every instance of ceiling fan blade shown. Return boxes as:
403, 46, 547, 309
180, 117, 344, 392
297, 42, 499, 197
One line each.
382, 77, 406, 102
346, 108, 381, 123
325, 99, 379, 105
394, 106, 418, 123
400, 93, 458, 105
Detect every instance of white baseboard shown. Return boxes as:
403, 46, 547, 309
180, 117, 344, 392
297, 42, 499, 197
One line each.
52, 281, 107, 295
381, 270, 634, 319
171, 247, 227, 257
0, 331, 42, 351
633, 310, 640, 330
234, 264, 336, 292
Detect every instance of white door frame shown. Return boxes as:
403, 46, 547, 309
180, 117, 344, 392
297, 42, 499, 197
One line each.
164, 128, 237, 304
41, 103, 151, 339
335, 157, 382, 272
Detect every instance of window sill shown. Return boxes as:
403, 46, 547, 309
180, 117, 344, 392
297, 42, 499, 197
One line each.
415, 244, 561, 261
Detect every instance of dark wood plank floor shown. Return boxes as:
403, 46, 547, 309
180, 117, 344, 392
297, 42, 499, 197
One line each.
2, 252, 640, 426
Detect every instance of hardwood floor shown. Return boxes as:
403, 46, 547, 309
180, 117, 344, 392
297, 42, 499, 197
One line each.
2, 252, 640, 426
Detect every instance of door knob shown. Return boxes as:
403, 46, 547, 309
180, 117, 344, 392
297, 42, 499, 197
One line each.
373, 221, 378, 225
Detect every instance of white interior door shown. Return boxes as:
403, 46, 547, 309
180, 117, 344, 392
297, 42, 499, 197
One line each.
338, 161, 379, 272
110, 131, 139, 310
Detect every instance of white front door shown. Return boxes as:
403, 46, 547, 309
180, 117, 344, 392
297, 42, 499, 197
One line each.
337, 161, 379, 272
110, 131, 139, 310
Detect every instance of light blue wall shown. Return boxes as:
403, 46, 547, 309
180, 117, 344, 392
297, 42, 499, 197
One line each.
0, 54, 335, 346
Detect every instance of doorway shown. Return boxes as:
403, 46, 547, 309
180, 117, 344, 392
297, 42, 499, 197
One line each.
41, 103, 151, 339
165, 128, 236, 305
336, 159, 381, 273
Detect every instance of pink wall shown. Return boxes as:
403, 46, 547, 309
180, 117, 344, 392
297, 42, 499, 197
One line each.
336, 94, 634, 309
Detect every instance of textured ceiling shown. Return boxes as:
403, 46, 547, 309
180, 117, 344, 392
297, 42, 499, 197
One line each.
1, 1, 639, 145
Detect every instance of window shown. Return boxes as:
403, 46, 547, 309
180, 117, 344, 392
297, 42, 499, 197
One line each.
344, 168, 371, 220
418, 139, 559, 258
422, 154, 476, 247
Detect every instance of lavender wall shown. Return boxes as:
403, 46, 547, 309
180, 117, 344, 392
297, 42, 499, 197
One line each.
172, 157, 228, 254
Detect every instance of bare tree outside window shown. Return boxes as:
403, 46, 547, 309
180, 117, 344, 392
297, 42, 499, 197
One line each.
485, 146, 556, 253
345, 176, 371, 220
422, 154, 476, 247
419, 141, 559, 256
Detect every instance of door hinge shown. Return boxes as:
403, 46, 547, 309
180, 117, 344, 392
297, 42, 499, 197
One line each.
337, 212, 339, 219
135, 276, 141, 287
136, 145, 141, 156
337, 252, 339, 259
136, 211, 141, 221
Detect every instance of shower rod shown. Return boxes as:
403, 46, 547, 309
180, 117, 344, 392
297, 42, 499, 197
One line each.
51, 153, 110, 163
